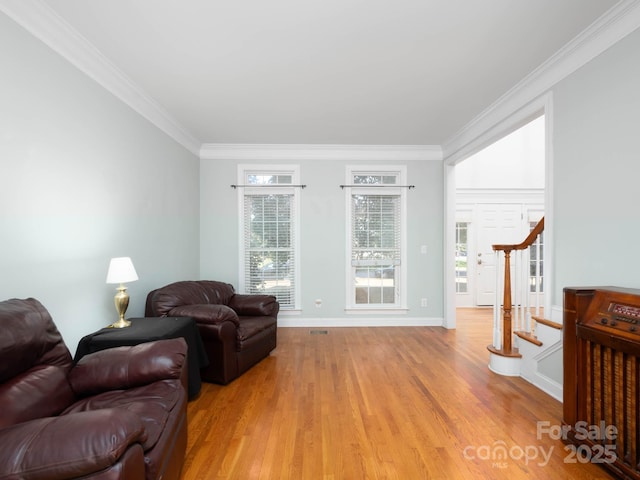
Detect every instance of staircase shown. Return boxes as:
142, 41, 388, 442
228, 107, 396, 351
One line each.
487, 217, 563, 400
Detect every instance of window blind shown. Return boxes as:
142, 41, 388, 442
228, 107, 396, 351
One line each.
351, 193, 400, 305
243, 193, 295, 308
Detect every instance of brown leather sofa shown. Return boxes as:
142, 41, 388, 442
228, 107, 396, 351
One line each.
0, 298, 188, 480
145, 280, 278, 385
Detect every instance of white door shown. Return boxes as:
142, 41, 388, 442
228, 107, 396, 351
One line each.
475, 204, 524, 306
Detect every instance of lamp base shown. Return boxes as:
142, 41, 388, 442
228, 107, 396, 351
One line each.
108, 318, 131, 328
110, 284, 131, 328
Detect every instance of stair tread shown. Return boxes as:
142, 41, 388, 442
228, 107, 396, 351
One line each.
532, 316, 562, 330
515, 330, 543, 346
487, 344, 522, 358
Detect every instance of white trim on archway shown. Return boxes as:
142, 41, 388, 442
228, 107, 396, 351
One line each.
443, 92, 554, 329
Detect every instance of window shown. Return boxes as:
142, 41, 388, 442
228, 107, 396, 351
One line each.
346, 167, 406, 309
455, 222, 469, 293
529, 221, 544, 293
239, 166, 299, 309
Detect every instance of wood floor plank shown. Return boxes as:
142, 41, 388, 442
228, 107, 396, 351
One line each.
182, 309, 615, 479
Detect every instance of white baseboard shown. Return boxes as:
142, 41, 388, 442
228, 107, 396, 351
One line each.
277, 316, 444, 328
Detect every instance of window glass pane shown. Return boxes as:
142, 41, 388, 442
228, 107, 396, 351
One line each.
382, 175, 396, 184
247, 174, 274, 185
353, 174, 398, 185
529, 223, 544, 293
353, 175, 376, 184
246, 174, 292, 185
455, 222, 468, 293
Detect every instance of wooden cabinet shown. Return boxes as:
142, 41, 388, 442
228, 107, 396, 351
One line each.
564, 286, 640, 479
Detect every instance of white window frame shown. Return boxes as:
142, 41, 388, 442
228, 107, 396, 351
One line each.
238, 164, 301, 311
345, 165, 407, 312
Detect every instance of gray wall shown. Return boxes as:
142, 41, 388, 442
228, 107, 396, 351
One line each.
0, 13, 200, 353
201, 157, 443, 323
553, 27, 640, 306
6, 1, 637, 346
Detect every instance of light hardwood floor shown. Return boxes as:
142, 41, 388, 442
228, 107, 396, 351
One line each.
182, 309, 614, 479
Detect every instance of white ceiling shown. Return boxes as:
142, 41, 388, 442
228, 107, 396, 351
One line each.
41, 0, 620, 146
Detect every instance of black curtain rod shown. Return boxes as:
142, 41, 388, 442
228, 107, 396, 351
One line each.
231, 184, 307, 189
339, 184, 415, 189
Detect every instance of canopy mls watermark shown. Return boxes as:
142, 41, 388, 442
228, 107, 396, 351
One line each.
462, 420, 618, 469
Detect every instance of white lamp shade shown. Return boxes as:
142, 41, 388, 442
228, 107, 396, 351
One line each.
106, 257, 139, 284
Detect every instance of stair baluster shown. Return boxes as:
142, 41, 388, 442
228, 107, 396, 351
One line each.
487, 217, 544, 374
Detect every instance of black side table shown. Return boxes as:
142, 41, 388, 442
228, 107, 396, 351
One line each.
74, 317, 209, 400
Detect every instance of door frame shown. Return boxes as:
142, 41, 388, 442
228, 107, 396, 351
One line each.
443, 93, 554, 329
455, 192, 544, 308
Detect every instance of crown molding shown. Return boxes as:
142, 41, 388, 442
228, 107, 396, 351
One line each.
443, 0, 640, 162
200, 143, 442, 161
5, 0, 636, 162
0, 0, 201, 155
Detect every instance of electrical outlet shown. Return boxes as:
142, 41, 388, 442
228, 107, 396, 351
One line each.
421, 298, 428, 307
315, 299, 322, 308
420, 245, 427, 254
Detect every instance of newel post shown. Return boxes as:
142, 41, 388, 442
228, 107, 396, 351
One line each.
502, 249, 512, 353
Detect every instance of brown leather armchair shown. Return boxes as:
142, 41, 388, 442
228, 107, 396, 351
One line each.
145, 280, 278, 385
0, 298, 188, 480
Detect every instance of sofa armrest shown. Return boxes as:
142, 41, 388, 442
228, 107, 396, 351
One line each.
0, 409, 145, 479
229, 294, 279, 317
68, 338, 187, 397
169, 304, 240, 327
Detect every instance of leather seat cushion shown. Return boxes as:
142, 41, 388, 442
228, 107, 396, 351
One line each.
237, 317, 277, 343
62, 380, 182, 451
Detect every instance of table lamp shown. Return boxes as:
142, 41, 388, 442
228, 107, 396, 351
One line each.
106, 256, 139, 328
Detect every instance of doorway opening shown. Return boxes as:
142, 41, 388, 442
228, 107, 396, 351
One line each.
454, 115, 545, 309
